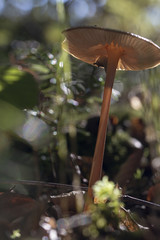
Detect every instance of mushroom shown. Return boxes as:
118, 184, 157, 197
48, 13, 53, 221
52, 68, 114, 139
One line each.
62, 26, 160, 205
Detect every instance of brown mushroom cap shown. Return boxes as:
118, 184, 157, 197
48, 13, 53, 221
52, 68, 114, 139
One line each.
62, 26, 160, 71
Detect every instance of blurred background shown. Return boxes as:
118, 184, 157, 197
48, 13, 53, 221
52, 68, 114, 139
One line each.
0, 0, 160, 202
1, 1, 160, 239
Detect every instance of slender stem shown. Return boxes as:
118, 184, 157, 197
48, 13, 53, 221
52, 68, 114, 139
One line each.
122, 195, 160, 209
84, 50, 121, 210
0, 179, 88, 190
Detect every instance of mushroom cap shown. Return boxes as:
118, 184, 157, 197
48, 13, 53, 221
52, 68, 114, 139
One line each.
62, 26, 160, 71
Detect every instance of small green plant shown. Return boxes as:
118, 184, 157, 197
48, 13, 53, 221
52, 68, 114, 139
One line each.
83, 176, 124, 238
10, 229, 21, 239
134, 168, 144, 179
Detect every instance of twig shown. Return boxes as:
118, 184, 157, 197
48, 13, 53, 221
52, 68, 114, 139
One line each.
1, 180, 160, 210
0, 179, 88, 191
122, 194, 160, 210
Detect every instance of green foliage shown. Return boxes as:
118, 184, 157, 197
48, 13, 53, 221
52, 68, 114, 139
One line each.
107, 130, 130, 161
10, 229, 21, 239
0, 1, 160, 239
0, 67, 39, 109
134, 168, 144, 180
93, 176, 123, 210
0, 100, 25, 130
83, 177, 124, 238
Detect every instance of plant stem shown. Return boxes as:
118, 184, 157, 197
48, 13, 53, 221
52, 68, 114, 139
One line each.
84, 48, 122, 210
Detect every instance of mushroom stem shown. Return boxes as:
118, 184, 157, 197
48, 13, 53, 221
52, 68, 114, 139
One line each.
85, 47, 122, 210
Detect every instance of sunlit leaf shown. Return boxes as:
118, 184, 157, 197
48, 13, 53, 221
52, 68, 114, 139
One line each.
0, 66, 39, 109
31, 64, 50, 74
0, 100, 25, 130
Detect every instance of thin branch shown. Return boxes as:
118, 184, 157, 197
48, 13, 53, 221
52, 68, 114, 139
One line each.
1, 179, 160, 210
0, 179, 88, 191
122, 194, 160, 210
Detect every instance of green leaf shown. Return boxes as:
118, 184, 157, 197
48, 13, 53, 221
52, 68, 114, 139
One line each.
31, 63, 50, 74
0, 66, 39, 109
0, 100, 25, 130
